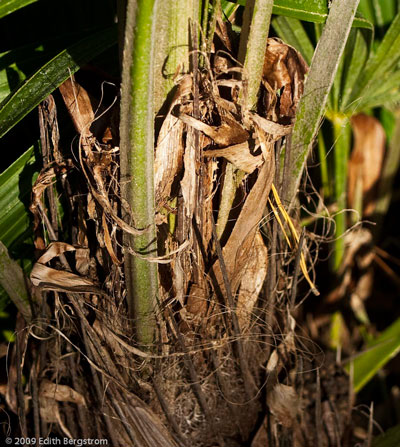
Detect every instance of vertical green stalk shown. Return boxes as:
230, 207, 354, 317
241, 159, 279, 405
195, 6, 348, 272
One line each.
120, 0, 158, 344
318, 131, 331, 200
332, 114, 351, 271
120, 0, 198, 343
238, 0, 273, 111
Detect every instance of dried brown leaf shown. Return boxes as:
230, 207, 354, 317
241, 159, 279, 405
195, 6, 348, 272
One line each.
154, 75, 192, 204
204, 142, 262, 174
40, 379, 86, 406
180, 128, 198, 219
102, 213, 121, 265
186, 283, 208, 317
30, 162, 72, 213
349, 114, 386, 216
237, 231, 268, 330
211, 142, 275, 296
30, 264, 100, 293
267, 383, 302, 428
250, 113, 292, 139
263, 38, 308, 119
36, 241, 76, 264
179, 113, 249, 147
59, 76, 95, 137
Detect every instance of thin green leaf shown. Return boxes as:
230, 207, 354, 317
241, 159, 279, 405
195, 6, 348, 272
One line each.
283, 0, 360, 209
340, 29, 369, 111
0, 0, 38, 19
354, 70, 400, 110
224, 0, 373, 28
359, 0, 397, 26
347, 317, 400, 392
0, 26, 117, 139
0, 242, 31, 322
0, 146, 38, 248
372, 424, 400, 447
271, 16, 314, 65
349, 11, 400, 110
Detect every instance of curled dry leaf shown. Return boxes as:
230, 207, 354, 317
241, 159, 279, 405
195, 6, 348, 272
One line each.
267, 383, 302, 428
30, 242, 100, 293
40, 379, 86, 406
262, 38, 308, 120
237, 231, 268, 330
179, 113, 249, 147
31, 264, 100, 293
211, 142, 275, 297
154, 75, 192, 205
204, 142, 262, 174
59, 76, 95, 138
30, 162, 72, 213
349, 114, 386, 216
36, 241, 76, 264
102, 212, 121, 265
249, 113, 292, 139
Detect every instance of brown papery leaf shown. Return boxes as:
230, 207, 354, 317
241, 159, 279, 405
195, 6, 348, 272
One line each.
211, 139, 275, 296
179, 113, 249, 147
267, 383, 302, 428
349, 114, 386, 216
40, 379, 86, 406
59, 76, 95, 137
263, 38, 308, 119
36, 241, 77, 264
30, 162, 72, 212
237, 231, 268, 330
204, 142, 262, 174
30, 264, 100, 293
154, 75, 191, 205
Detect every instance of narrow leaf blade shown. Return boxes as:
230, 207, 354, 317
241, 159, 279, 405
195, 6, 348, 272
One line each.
347, 317, 400, 392
0, 26, 117, 139
0, 0, 38, 19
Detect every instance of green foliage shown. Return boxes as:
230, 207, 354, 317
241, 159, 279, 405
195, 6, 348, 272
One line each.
0, 146, 38, 312
0, 0, 38, 19
0, 26, 117, 139
346, 317, 400, 392
281, 0, 360, 210
372, 424, 400, 447
223, 0, 372, 28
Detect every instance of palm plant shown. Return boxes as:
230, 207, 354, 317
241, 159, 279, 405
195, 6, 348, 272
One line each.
1, 0, 400, 445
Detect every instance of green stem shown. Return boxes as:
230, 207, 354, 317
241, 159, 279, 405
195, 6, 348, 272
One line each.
120, 0, 158, 344
284, 0, 360, 210
318, 131, 331, 200
238, 0, 273, 111
332, 114, 351, 271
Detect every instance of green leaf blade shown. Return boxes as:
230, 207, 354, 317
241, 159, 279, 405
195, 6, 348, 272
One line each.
347, 317, 400, 392
0, 26, 117, 139
0, 0, 38, 19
